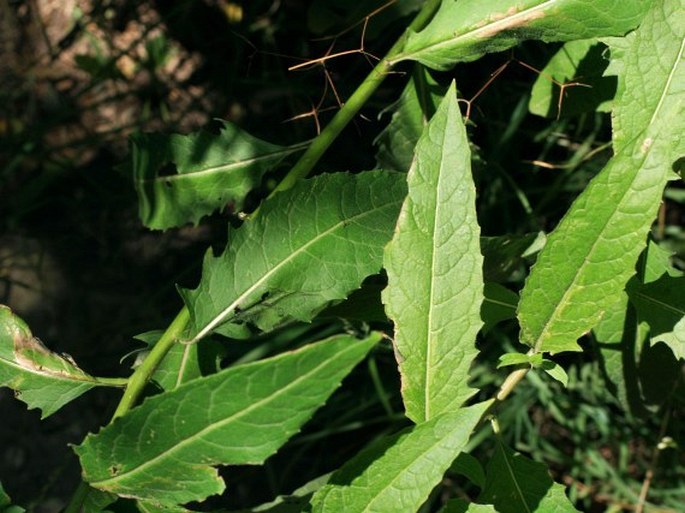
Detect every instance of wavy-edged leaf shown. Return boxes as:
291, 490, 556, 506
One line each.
478, 441, 579, 513
605, 1, 685, 155
310, 400, 492, 513
383, 83, 483, 422
132, 120, 306, 230
182, 170, 406, 343
75, 332, 379, 505
375, 66, 445, 172
0, 305, 104, 418
517, 0, 685, 354
627, 275, 685, 360
391, 0, 648, 71
529, 39, 615, 118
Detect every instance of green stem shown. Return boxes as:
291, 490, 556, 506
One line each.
111, 307, 190, 419
64, 307, 190, 512
93, 376, 129, 387
270, 0, 441, 196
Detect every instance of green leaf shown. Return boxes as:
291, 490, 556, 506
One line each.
392, 0, 648, 71
605, 1, 685, 155
137, 501, 194, 513
540, 359, 569, 386
135, 331, 225, 391
627, 275, 685, 360
310, 401, 492, 513
0, 305, 101, 418
481, 232, 546, 283
450, 452, 486, 489
517, 0, 685, 354
375, 66, 445, 172
439, 499, 497, 513
497, 353, 535, 369
182, 170, 406, 342
482, 282, 518, 333
478, 441, 579, 513
131, 120, 306, 230
383, 83, 484, 422
75, 332, 379, 505
529, 39, 615, 118
231, 473, 331, 513
0, 481, 24, 513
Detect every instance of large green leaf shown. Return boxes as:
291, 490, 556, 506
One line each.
75, 332, 379, 506
606, 1, 685, 155
310, 401, 492, 513
517, 0, 685, 354
375, 66, 445, 172
182, 170, 406, 343
528, 39, 615, 118
132, 120, 306, 230
478, 441, 579, 513
383, 83, 483, 422
0, 305, 104, 418
391, 0, 648, 71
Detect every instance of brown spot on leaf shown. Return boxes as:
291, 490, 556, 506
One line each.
479, 9, 546, 38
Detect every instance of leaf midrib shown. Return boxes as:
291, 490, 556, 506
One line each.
191, 197, 398, 343
138, 143, 308, 184
392, 0, 555, 64
1, 357, 97, 385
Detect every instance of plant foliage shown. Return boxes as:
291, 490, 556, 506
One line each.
1, 0, 683, 511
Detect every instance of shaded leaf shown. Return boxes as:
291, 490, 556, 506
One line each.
392, 0, 648, 71
310, 401, 492, 513
529, 39, 615, 118
132, 120, 306, 230
0, 305, 102, 418
383, 83, 483, 422
481, 232, 545, 283
481, 282, 518, 333
478, 442, 579, 513
627, 275, 685, 360
76, 332, 379, 505
182, 170, 406, 343
517, 0, 685, 354
375, 66, 445, 172
450, 452, 486, 489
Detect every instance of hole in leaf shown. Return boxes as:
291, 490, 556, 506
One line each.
158, 162, 177, 177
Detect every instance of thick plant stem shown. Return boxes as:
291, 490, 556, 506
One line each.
64, 307, 190, 512
270, 0, 441, 196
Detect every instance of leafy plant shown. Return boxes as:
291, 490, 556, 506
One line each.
1, 0, 683, 512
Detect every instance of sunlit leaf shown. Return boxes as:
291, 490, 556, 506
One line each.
392, 0, 647, 70
383, 83, 483, 422
182, 171, 406, 343
76, 332, 379, 505
517, 0, 684, 354
310, 401, 492, 513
